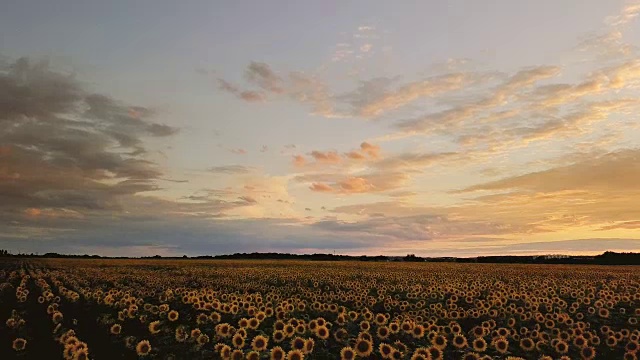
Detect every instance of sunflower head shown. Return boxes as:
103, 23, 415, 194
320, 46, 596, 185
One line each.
136, 340, 152, 357
340, 346, 356, 360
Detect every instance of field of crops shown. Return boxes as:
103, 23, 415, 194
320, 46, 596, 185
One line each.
1, 259, 638, 360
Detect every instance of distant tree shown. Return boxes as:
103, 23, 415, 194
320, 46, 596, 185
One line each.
403, 254, 423, 262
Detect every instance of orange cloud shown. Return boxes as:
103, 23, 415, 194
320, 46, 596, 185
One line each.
292, 155, 306, 167
343, 142, 382, 161
338, 177, 375, 193
345, 151, 366, 160
310, 151, 341, 163
607, 60, 640, 89
303, 172, 408, 195
597, 220, 640, 231
309, 183, 333, 192
360, 142, 380, 158
25, 208, 41, 217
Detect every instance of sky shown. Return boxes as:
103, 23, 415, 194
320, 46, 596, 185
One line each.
1, 0, 640, 257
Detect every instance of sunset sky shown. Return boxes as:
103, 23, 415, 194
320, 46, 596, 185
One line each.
1, 0, 640, 257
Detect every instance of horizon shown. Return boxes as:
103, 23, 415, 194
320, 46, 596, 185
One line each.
2, 0, 640, 257
3, 248, 637, 260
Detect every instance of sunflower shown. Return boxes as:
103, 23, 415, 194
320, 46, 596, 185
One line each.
623, 352, 638, 360
246, 351, 260, 360
136, 340, 152, 357
377, 326, 390, 340
284, 325, 296, 337
389, 322, 400, 333
110, 324, 122, 335
360, 321, 370, 332
555, 340, 569, 354
340, 346, 356, 360
471, 326, 485, 338
248, 318, 260, 330
73, 348, 89, 360
354, 339, 373, 357
251, 335, 269, 352
387, 349, 401, 360
63, 345, 75, 359
286, 349, 304, 360
167, 310, 179, 322
315, 326, 329, 340
124, 336, 136, 349
230, 349, 244, 360
461, 353, 479, 360
427, 346, 443, 360
519, 337, 534, 351
273, 330, 286, 343
433, 334, 448, 350
358, 331, 373, 343
229, 334, 244, 349
274, 320, 286, 331
52, 311, 64, 324
270, 346, 286, 360
291, 337, 306, 351
394, 340, 408, 354
598, 308, 610, 318
580, 346, 596, 360
375, 313, 388, 325
412, 325, 425, 339
472, 338, 487, 352
493, 337, 508, 354
197, 334, 210, 346
453, 334, 468, 349
379, 343, 393, 359
334, 328, 348, 342
304, 338, 314, 354
12, 338, 26, 351
172, 326, 187, 342
216, 324, 230, 338
148, 320, 161, 335
210, 312, 222, 323
401, 321, 413, 332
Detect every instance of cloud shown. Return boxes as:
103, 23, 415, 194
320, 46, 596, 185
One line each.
606, 59, 640, 88
309, 183, 333, 192
208, 165, 254, 174
395, 66, 560, 135
306, 172, 408, 194
218, 63, 491, 120
441, 149, 640, 232
606, 0, 640, 27
357, 73, 469, 118
237, 195, 258, 204
576, 30, 634, 59
0, 57, 178, 223
310, 150, 341, 163
456, 149, 640, 194
245, 61, 284, 94
217, 79, 266, 102
597, 220, 640, 231
292, 155, 306, 167
344, 141, 381, 161
230, 148, 247, 155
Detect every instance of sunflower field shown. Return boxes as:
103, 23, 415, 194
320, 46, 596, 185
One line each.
1, 258, 639, 359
